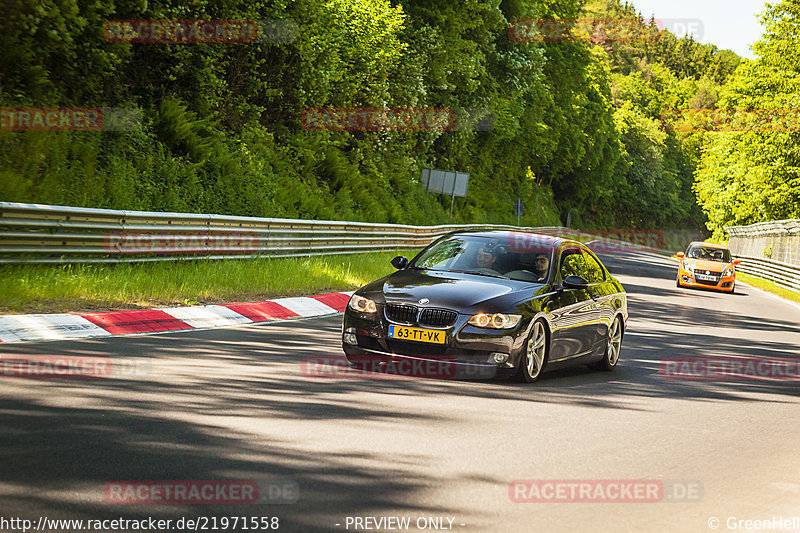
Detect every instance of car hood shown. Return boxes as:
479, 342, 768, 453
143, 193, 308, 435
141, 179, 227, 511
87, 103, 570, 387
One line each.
362, 269, 542, 311
684, 258, 731, 273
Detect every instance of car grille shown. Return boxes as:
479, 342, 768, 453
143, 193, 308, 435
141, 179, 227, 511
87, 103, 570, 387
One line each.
385, 304, 418, 324
694, 271, 721, 286
418, 308, 458, 327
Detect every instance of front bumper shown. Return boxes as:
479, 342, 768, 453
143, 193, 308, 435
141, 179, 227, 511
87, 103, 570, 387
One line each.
341, 309, 527, 379
677, 268, 735, 292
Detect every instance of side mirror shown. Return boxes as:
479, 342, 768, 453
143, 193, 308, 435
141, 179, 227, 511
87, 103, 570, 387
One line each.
733, 259, 741, 266
676, 251, 685, 259
391, 256, 408, 270
562, 275, 589, 290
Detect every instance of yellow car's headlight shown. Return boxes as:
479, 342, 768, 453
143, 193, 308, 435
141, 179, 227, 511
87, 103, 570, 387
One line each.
348, 295, 377, 313
468, 313, 522, 329
723, 267, 734, 277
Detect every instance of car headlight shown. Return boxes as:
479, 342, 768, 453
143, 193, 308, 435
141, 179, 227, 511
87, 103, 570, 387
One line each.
723, 267, 734, 277
468, 313, 522, 329
348, 295, 377, 313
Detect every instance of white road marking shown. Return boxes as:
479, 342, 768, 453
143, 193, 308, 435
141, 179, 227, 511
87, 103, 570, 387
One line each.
159, 305, 253, 329
270, 297, 338, 317
0, 314, 111, 342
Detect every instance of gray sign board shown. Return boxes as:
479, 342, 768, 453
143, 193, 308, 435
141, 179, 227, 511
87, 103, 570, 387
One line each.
420, 168, 469, 197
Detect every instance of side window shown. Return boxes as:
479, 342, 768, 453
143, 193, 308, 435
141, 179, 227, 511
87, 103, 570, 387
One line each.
559, 248, 586, 280
582, 250, 606, 283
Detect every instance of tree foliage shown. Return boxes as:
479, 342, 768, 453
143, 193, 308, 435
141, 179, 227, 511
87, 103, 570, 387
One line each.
0, 0, 756, 233
694, 0, 800, 238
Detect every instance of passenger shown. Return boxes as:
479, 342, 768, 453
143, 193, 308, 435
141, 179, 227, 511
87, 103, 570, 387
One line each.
533, 253, 550, 280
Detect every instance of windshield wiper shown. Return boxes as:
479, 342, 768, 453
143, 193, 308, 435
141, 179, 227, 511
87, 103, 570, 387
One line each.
446, 269, 510, 279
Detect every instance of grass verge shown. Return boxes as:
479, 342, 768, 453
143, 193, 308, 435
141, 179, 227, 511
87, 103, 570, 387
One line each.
737, 272, 800, 304
0, 250, 419, 314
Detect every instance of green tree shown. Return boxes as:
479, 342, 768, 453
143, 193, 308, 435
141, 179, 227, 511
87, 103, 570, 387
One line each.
694, 0, 800, 238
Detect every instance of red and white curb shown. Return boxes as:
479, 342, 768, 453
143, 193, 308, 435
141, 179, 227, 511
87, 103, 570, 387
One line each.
0, 292, 352, 343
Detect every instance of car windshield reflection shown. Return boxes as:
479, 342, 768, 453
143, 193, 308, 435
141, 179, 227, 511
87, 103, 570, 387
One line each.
410, 235, 553, 282
687, 246, 732, 262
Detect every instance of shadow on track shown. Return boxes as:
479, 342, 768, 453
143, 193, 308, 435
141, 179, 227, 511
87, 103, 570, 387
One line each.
0, 249, 798, 528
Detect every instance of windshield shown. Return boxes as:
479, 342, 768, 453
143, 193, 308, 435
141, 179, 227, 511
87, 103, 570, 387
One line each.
686, 246, 732, 262
410, 234, 553, 282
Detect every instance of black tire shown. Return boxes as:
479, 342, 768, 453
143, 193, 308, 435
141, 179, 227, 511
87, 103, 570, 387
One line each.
515, 319, 548, 383
597, 316, 623, 371
730, 283, 735, 294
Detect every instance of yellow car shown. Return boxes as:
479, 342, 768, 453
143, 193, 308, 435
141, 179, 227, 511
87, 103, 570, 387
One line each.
676, 242, 740, 293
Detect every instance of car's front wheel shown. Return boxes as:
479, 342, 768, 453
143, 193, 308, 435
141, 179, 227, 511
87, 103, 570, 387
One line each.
597, 315, 623, 371
516, 319, 548, 383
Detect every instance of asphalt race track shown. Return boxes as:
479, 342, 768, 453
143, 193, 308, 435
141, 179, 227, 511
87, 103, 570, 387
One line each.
1, 251, 799, 533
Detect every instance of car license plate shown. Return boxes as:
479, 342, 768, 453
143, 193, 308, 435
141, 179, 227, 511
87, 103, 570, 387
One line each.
696, 274, 717, 281
388, 325, 445, 344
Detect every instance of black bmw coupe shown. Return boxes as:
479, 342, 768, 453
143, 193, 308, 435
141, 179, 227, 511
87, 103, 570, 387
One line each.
342, 231, 627, 382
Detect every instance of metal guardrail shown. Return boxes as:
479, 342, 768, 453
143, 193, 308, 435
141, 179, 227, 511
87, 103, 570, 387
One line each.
0, 202, 682, 265
7, 202, 796, 292
0, 202, 578, 264
733, 255, 800, 293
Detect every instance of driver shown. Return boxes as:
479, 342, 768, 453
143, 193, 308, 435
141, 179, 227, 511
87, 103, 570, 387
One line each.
476, 244, 500, 272
533, 253, 550, 280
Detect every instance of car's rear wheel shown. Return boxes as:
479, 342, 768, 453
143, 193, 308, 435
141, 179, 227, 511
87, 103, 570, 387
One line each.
516, 320, 548, 383
597, 315, 623, 371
